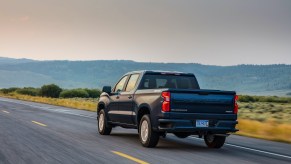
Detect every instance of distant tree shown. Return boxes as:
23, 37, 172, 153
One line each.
0, 87, 19, 94
59, 89, 89, 98
40, 84, 62, 98
16, 87, 40, 96
84, 89, 102, 98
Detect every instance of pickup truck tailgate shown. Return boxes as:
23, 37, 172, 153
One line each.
170, 90, 236, 114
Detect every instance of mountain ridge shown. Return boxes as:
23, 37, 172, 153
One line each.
0, 57, 290, 96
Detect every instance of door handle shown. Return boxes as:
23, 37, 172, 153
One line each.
116, 96, 120, 99
128, 96, 133, 99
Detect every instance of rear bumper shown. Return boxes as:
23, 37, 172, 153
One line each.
154, 113, 238, 134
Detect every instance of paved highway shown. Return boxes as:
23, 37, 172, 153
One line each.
0, 97, 291, 164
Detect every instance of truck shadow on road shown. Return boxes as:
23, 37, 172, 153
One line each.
109, 133, 215, 152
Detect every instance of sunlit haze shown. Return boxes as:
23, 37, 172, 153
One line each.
0, 0, 291, 65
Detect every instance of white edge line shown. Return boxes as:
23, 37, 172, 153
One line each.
190, 136, 291, 159
225, 143, 291, 159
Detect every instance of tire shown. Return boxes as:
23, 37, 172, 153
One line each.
98, 109, 112, 135
204, 134, 226, 149
174, 132, 191, 138
139, 115, 160, 148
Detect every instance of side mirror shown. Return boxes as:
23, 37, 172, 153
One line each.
102, 86, 112, 94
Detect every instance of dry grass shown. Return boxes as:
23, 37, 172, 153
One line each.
1, 93, 291, 143
0, 93, 97, 112
238, 102, 291, 123
233, 101, 291, 143
237, 119, 291, 143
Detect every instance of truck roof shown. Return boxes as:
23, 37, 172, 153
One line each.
125, 70, 194, 76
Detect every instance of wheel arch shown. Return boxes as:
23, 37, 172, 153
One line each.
136, 104, 151, 127
97, 101, 106, 115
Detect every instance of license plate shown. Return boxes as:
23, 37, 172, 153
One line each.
196, 120, 209, 127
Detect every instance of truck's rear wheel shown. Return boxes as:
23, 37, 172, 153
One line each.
98, 109, 112, 135
204, 134, 226, 148
139, 115, 159, 148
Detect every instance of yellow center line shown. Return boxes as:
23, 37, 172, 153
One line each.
111, 151, 149, 164
2, 110, 10, 114
31, 121, 47, 127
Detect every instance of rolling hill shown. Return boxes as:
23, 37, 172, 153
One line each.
0, 57, 290, 96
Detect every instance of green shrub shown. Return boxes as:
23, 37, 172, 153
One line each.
40, 84, 62, 98
239, 95, 256, 102
0, 87, 19, 94
259, 96, 289, 103
16, 87, 40, 96
60, 89, 89, 98
244, 104, 254, 109
239, 95, 291, 103
84, 89, 102, 98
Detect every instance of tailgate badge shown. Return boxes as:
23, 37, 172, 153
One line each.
171, 109, 188, 112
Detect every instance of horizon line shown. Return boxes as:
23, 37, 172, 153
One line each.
0, 56, 290, 67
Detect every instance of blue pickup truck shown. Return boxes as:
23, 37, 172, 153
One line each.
97, 70, 238, 148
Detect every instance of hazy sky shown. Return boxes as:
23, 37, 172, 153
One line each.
0, 0, 291, 65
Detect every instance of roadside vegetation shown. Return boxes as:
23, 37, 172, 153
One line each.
0, 84, 102, 99
236, 96, 291, 143
237, 119, 291, 143
1, 86, 291, 143
0, 84, 99, 111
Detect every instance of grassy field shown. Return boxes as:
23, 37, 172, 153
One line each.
236, 101, 291, 143
237, 119, 291, 143
1, 92, 291, 143
238, 102, 291, 123
0, 92, 98, 112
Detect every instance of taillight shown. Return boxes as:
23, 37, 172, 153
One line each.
162, 91, 171, 112
234, 95, 239, 114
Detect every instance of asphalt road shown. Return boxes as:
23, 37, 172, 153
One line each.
0, 97, 291, 164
